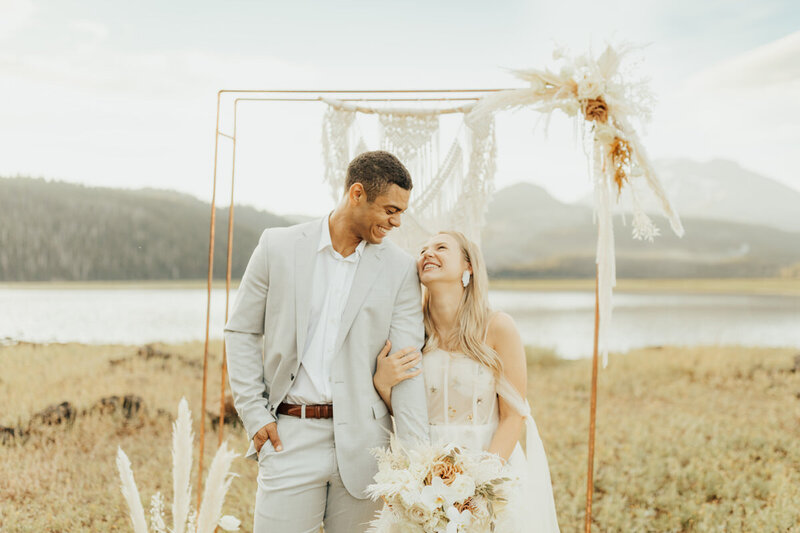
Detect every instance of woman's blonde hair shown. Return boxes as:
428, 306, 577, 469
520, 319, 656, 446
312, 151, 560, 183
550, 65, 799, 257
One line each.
421, 231, 503, 377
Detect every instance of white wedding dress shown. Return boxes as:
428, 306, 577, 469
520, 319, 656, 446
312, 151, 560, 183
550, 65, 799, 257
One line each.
423, 347, 560, 532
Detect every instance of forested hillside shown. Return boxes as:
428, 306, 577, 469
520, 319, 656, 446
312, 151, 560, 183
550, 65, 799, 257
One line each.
3, 177, 800, 282
0, 178, 290, 281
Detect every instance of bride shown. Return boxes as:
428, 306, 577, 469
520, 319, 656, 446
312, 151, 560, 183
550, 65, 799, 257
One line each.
372, 231, 560, 532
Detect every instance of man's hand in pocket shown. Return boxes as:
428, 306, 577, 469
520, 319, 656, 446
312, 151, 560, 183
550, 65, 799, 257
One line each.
254, 422, 283, 453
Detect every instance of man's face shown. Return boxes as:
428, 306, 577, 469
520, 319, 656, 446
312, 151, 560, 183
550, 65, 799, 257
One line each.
352, 183, 410, 244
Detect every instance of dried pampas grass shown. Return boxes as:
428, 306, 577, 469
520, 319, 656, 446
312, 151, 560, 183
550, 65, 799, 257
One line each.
172, 397, 193, 533
115, 398, 240, 532
116, 447, 148, 533
196, 441, 238, 533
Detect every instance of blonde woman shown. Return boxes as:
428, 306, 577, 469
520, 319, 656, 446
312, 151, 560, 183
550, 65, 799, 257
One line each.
373, 231, 560, 532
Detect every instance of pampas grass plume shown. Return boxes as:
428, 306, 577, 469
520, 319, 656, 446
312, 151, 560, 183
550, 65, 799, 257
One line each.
116, 399, 240, 533
196, 441, 239, 533
116, 447, 148, 533
172, 397, 194, 533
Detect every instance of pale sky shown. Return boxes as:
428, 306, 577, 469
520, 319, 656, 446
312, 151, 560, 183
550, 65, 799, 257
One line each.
2, 0, 798, 216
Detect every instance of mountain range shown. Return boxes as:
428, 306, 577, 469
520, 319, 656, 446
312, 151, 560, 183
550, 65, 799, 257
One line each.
578, 159, 800, 233
484, 182, 800, 278
1, 158, 799, 281
0, 178, 290, 281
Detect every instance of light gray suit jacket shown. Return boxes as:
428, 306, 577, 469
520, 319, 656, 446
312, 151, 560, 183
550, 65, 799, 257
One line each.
224, 218, 430, 498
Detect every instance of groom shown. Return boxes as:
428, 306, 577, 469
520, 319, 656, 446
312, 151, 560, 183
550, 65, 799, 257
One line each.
224, 150, 430, 533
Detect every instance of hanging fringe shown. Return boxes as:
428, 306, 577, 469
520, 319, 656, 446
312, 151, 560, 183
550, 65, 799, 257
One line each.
320, 99, 497, 255
464, 43, 684, 366
592, 139, 616, 368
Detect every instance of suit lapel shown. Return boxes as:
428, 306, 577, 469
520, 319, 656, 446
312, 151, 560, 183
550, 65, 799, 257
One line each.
334, 243, 384, 356
295, 221, 321, 360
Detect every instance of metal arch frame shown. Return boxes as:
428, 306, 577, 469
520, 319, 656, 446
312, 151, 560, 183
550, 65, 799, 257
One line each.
198, 88, 510, 509
200, 88, 604, 532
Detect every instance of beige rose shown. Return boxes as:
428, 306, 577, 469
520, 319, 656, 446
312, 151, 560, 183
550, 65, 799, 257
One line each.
405, 502, 431, 524
425, 456, 463, 486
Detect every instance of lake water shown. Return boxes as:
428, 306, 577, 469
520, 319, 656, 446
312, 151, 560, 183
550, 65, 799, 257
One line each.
1, 288, 798, 358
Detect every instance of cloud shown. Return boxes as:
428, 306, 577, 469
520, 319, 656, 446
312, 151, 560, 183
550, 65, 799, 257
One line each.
0, 46, 318, 101
647, 31, 799, 193
686, 30, 800, 90
0, 0, 35, 39
69, 19, 109, 43
2, 1, 798, 214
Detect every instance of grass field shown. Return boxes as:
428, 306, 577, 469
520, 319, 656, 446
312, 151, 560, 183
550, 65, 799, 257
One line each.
1, 341, 799, 532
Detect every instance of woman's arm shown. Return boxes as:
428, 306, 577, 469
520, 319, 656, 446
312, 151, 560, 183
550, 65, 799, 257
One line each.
487, 312, 528, 461
373, 340, 422, 414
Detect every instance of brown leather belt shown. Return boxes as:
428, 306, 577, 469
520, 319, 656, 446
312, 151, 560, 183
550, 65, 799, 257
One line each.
277, 403, 333, 419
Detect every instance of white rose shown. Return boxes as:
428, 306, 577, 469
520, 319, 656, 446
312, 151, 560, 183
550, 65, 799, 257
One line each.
577, 79, 603, 100
449, 474, 476, 503
593, 123, 617, 144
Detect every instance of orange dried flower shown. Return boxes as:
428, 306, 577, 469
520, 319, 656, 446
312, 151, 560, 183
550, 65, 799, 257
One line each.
608, 137, 633, 195
456, 497, 477, 513
584, 97, 608, 123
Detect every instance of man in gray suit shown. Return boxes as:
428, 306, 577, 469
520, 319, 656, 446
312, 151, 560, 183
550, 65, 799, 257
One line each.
224, 150, 430, 533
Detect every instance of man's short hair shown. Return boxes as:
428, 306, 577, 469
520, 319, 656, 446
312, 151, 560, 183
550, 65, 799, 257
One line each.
344, 150, 412, 201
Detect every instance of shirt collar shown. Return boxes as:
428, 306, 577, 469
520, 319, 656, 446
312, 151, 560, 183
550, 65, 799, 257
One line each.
318, 214, 366, 259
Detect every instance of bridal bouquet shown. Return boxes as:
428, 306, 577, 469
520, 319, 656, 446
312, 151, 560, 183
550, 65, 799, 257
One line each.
367, 437, 517, 533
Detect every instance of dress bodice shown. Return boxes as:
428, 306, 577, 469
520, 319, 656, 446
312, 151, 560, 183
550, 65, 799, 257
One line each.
423, 348, 499, 428
419, 348, 562, 532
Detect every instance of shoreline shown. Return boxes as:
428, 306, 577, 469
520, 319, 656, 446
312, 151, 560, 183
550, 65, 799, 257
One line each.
2, 277, 800, 295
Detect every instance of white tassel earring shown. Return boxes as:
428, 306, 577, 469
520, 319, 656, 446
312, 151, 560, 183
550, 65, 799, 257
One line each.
461, 271, 471, 287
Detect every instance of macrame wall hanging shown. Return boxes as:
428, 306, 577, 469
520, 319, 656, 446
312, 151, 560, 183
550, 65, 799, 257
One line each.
320, 98, 497, 254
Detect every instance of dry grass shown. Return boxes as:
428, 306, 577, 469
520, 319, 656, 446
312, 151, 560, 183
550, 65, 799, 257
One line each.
530, 345, 800, 532
1, 342, 799, 532
0, 341, 254, 532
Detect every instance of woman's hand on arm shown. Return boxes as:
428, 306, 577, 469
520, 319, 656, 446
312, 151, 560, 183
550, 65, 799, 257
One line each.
487, 312, 528, 461
373, 340, 422, 414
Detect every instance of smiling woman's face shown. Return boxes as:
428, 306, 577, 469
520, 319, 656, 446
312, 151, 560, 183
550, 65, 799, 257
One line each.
417, 233, 470, 288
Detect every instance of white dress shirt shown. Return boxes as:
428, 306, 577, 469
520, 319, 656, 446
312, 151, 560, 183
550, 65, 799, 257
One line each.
285, 216, 366, 404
